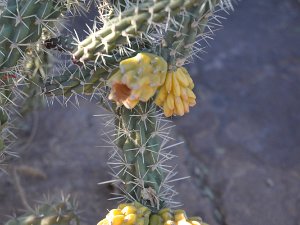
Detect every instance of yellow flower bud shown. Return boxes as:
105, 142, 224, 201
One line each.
155, 67, 196, 117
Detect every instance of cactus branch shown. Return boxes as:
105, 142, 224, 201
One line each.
72, 0, 204, 64
105, 101, 181, 211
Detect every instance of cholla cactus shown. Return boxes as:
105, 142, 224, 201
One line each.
0, 0, 234, 224
4, 194, 79, 225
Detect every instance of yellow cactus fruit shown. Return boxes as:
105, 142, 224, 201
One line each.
149, 208, 206, 225
97, 202, 151, 225
108, 52, 168, 109
174, 210, 187, 222
154, 67, 196, 117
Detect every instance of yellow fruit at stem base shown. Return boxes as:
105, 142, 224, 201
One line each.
149, 208, 205, 225
97, 202, 151, 225
155, 67, 196, 117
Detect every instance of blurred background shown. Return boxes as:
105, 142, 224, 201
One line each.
1, 0, 300, 224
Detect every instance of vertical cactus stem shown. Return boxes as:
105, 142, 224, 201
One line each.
111, 101, 171, 211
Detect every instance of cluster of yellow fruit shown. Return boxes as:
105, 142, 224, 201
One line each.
108, 53, 168, 109
154, 67, 196, 117
149, 208, 205, 225
97, 202, 206, 225
97, 202, 151, 225
107, 53, 196, 117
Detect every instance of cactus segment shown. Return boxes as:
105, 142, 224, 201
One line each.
155, 67, 196, 117
72, 0, 205, 64
159, 0, 226, 69
97, 201, 151, 225
4, 195, 79, 225
106, 101, 180, 210
108, 53, 167, 109
43, 65, 110, 98
0, 75, 19, 165
0, 0, 85, 72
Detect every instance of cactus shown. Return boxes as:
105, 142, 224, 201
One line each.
72, 0, 207, 64
107, 101, 178, 210
0, 0, 89, 162
4, 195, 79, 225
0, 0, 62, 70
0, 74, 20, 165
0, 0, 235, 224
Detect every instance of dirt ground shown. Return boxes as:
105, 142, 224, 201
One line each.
1, 0, 300, 225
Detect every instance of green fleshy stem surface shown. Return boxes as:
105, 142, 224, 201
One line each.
43, 65, 109, 97
0, 0, 70, 72
0, 77, 14, 154
72, 0, 203, 64
161, 0, 219, 69
115, 102, 165, 211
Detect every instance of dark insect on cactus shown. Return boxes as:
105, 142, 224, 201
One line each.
0, 0, 234, 224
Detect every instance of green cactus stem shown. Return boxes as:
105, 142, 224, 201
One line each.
107, 101, 179, 211
0, 0, 84, 73
0, 75, 18, 162
44, 65, 109, 97
72, 0, 205, 64
160, 0, 222, 70
44, 40, 150, 97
